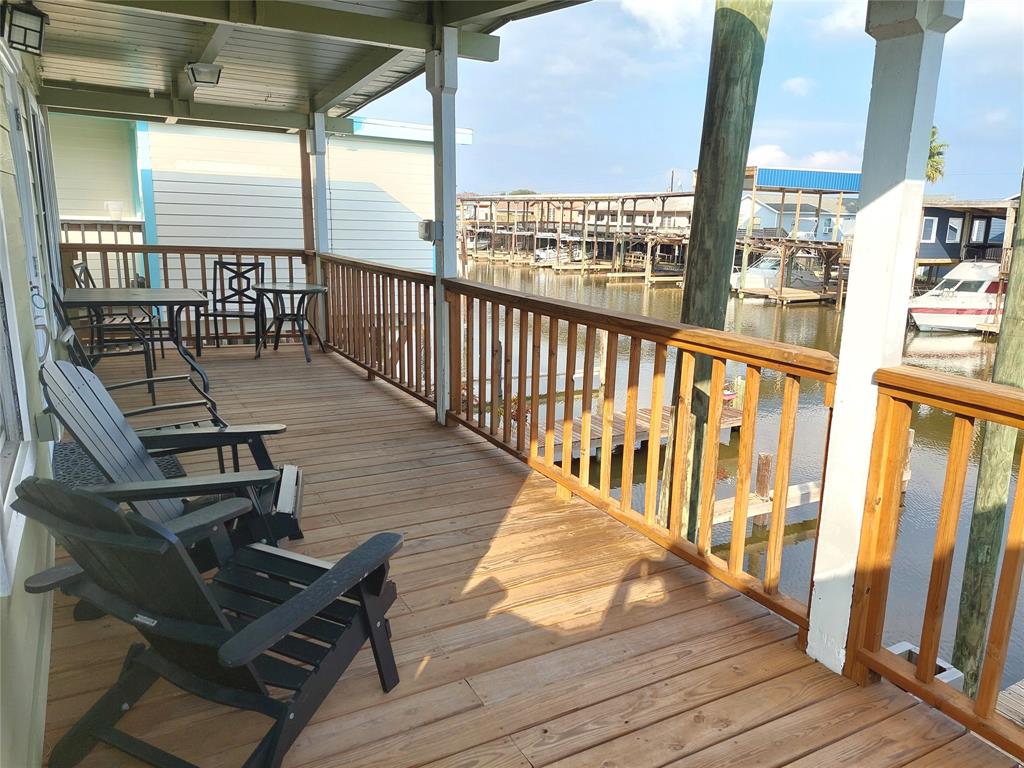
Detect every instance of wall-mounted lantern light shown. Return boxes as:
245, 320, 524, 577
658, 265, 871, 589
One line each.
184, 61, 223, 87
1, 1, 49, 55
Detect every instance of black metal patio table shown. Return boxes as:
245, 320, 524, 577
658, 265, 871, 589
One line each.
61, 287, 211, 391
254, 282, 327, 363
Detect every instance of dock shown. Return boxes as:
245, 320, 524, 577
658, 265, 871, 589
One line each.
737, 286, 837, 305
537, 405, 743, 457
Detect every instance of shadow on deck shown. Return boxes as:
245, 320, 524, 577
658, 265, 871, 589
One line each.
44, 345, 1012, 767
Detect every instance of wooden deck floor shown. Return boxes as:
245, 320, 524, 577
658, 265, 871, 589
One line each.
43, 344, 1014, 767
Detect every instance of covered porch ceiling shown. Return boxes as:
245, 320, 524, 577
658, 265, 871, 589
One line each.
36, 0, 582, 132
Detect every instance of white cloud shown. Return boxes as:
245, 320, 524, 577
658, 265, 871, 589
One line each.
814, 0, 865, 36
782, 76, 814, 96
748, 144, 792, 167
747, 144, 862, 171
619, 0, 707, 49
982, 108, 1010, 126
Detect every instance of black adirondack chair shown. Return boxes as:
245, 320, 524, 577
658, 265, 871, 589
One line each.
199, 260, 265, 355
40, 359, 304, 546
17, 477, 401, 768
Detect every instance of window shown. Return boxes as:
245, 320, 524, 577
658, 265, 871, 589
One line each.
936, 279, 958, 291
920, 216, 938, 243
971, 218, 988, 244
946, 217, 963, 244
956, 281, 984, 293
0, 279, 21, 494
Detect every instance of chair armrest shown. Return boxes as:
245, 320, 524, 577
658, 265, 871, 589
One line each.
167, 498, 253, 544
136, 425, 286, 450
123, 401, 214, 418
105, 374, 193, 392
25, 562, 84, 594
219, 532, 402, 667
86, 470, 280, 502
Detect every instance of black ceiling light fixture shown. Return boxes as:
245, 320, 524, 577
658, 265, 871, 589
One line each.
1, 1, 49, 55
185, 61, 223, 87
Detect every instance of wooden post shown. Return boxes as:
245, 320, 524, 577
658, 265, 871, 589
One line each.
808, 0, 962, 676
740, 177, 758, 291
298, 131, 315, 251
309, 113, 329, 338
951, 171, 1024, 695
755, 452, 772, 499
672, 0, 773, 539
426, 25, 459, 425
777, 189, 786, 237
833, 191, 844, 242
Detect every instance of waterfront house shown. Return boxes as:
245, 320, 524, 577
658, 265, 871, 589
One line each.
1, 2, 1021, 767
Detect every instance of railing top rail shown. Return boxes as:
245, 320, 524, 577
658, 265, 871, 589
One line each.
317, 251, 434, 284
875, 364, 1024, 428
444, 277, 839, 380
60, 243, 309, 258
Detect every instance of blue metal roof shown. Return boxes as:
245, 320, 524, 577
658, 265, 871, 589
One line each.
755, 167, 861, 193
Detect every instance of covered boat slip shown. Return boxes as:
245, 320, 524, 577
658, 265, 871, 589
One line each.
44, 346, 1012, 768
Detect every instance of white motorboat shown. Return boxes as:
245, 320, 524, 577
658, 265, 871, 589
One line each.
908, 261, 1002, 332
730, 254, 823, 293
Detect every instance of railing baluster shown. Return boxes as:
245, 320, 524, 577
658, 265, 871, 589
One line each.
516, 307, 528, 454
697, 357, 727, 555
406, 279, 415, 388
465, 296, 475, 421
490, 302, 500, 436
975, 440, 1024, 717
544, 315, 558, 463
503, 305, 513, 444
561, 321, 578, 478
599, 332, 619, 497
915, 413, 974, 682
448, 291, 462, 415
413, 278, 422, 392
423, 283, 433, 398
644, 343, 667, 525
764, 374, 800, 593
578, 325, 597, 488
729, 365, 762, 574
620, 338, 642, 513
529, 312, 542, 458
668, 350, 696, 538
478, 299, 488, 427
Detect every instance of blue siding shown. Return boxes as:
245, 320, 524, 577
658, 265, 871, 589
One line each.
755, 167, 861, 193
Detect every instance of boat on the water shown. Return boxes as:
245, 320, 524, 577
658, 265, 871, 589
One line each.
908, 261, 1002, 333
730, 253, 823, 293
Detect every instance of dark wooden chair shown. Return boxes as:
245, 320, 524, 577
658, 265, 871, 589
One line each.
71, 261, 170, 364
199, 260, 264, 355
17, 477, 401, 768
40, 359, 304, 545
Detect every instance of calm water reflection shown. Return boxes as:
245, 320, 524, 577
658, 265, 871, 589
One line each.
466, 262, 1021, 686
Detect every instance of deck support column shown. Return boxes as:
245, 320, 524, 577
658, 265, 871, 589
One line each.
427, 25, 459, 425
807, 0, 962, 675
310, 112, 330, 337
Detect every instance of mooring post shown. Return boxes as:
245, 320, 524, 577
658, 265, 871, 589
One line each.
807, 0, 962, 676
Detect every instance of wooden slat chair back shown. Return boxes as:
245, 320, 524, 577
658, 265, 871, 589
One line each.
17, 477, 402, 768
42, 360, 183, 523
17, 478, 261, 693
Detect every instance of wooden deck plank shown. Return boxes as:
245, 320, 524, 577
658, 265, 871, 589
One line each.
43, 345, 1008, 768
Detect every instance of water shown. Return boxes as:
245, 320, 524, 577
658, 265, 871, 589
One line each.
466, 261, 1022, 688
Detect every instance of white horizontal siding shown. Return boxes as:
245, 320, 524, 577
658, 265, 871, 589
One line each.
49, 113, 138, 218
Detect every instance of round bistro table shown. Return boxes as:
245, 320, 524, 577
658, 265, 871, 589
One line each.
254, 282, 328, 363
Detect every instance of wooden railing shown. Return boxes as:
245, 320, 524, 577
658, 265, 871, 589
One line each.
320, 253, 436, 406
848, 364, 1024, 760
58, 243, 311, 344
442, 278, 837, 630
59, 218, 145, 245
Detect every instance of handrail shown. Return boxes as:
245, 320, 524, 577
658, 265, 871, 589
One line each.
442, 278, 836, 631
849, 363, 1024, 760
876, 364, 1024, 428
318, 252, 434, 285
60, 243, 307, 258
444, 278, 838, 380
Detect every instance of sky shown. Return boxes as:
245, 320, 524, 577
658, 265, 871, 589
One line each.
365, 0, 1023, 200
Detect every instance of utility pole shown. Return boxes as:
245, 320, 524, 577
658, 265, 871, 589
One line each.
672, 0, 772, 537
952, 172, 1024, 695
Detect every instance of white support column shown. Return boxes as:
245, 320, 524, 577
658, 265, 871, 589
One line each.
309, 112, 330, 335
427, 26, 458, 425
807, 0, 962, 674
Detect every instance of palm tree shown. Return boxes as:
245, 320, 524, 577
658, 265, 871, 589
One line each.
926, 126, 947, 183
